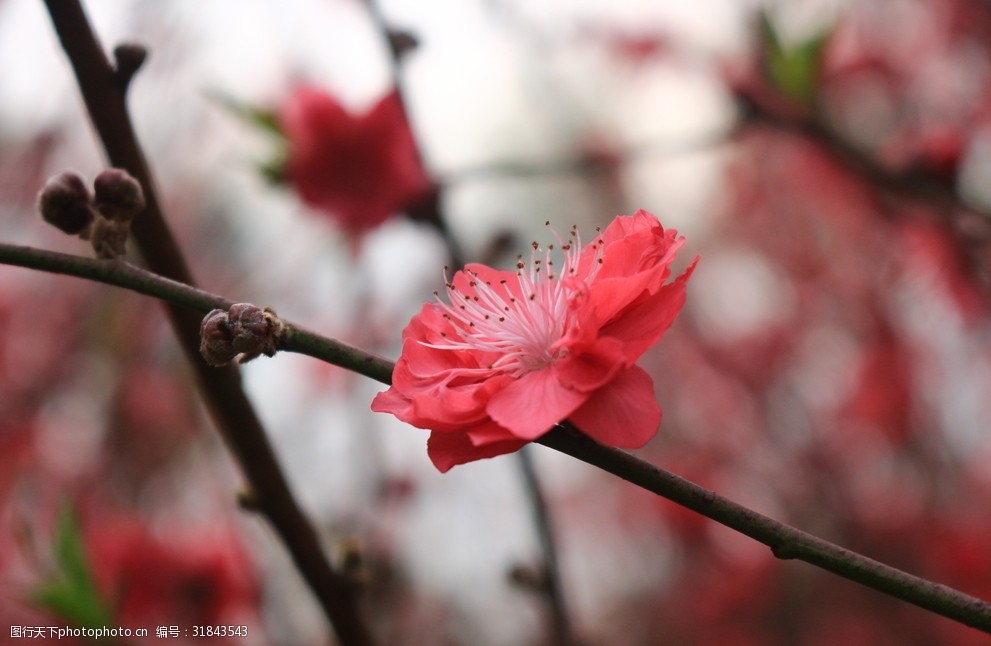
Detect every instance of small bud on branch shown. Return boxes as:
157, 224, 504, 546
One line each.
199, 303, 285, 367
37, 168, 146, 259
37, 172, 97, 235
199, 308, 237, 367
111, 42, 147, 90
93, 168, 145, 221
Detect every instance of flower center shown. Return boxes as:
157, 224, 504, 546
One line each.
427, 224, 604, 378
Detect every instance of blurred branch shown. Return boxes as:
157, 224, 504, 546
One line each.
738, 91, 959, 208
736, 86, 991, 295
3, 240, 991, 635
439, 123, 740, 185
361, 0, 464, 270
517, 446, 578, 646
41, 2, 373, 644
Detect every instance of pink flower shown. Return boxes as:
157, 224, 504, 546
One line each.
372, 210, 696, 472
279, 86, 431, 234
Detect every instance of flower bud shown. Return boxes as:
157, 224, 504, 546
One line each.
37, 172, 96, 235
94, 168, 145, 221
112, 42, 148, 87
228, 303, 271, 355
199, 309, 236, 367
227, 303, 284, 361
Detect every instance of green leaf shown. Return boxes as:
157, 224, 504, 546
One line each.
207, 90, 284, 138
207, 90, 290, 186
32, 506, 114, 629
759, 12, 832, 105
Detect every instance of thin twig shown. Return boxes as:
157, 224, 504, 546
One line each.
438, 122, 739, 185
361, 0, 465, 270
41, 2, 373, 643
3, 240, 990, 635
517, 446, 577, 646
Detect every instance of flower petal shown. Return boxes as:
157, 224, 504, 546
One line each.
487, 368, 588, 440
427, 428, 528, 473
568, 365, 661, 448
555, 336, 626, 391
599, 258, 697, 361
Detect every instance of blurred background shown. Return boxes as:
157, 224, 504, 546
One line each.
1, 0, 991, 644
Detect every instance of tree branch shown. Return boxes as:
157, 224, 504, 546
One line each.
41, 2, 373, 643
537, 423, 991, 634
3, 240, 990, 635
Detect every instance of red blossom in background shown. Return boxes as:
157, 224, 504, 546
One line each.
279, 86, 432, 234
372, 210, 696, 471
87, 519, 260, 633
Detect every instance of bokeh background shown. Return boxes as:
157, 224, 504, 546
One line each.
2, 0, 991, 644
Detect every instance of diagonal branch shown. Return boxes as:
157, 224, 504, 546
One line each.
537, 423, 991, 634
2, 240, 990, 635
41, 2, 372, 643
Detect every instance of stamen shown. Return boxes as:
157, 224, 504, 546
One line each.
423, 222, 600, 378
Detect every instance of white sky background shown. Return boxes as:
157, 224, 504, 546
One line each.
0, 1, 855, 643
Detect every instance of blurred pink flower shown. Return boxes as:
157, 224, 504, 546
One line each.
372, 210, 696, 471
279, 86, 431, 234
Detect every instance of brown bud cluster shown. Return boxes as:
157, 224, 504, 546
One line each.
36, 168, 146, 258
37, 172, 97, 235
198, 303, 285, 367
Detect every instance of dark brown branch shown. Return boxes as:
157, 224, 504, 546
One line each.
41, 2, 373, 643
537, 423, 991, 634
